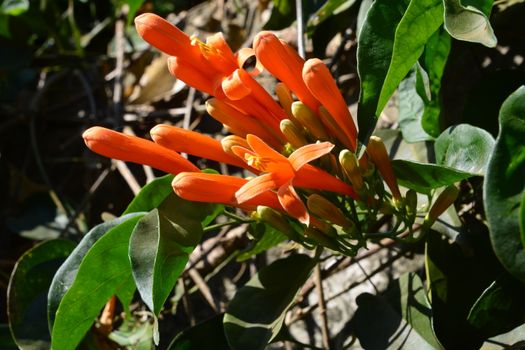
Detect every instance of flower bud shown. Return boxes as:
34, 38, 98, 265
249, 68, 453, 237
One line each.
426, 185, 459, 224
307, 194, 352, 228
304, 227, 340, 251
256, 206, 303, 242
366, 136, 401, 201
405, 189, 418, 223
319, 106, 354, 151
339, 149, 364, 191
291, 101, 330, 141
280, 119, 308, 149
275, 82, 294, 119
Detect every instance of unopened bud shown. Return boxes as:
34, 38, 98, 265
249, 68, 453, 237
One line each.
366, 136, 401, 201
319, 106, 353, 151
304, 227, 340, 251
426, 185, 459, 224
307, 194, 352, 228
221, 135, 250, 157
291, 101, 330, 141
275, 82, 294, 119
280, 119, 308, 149
256, 206, 303, 242
339, 149, 364, 191
405, 189, 417, 223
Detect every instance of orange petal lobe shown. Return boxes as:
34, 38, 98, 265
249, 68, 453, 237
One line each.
288, 142, 334, 170
277, 182, 309, 225
235, 173, 281, 204
221, 69, 252, 100
82, 127, 199, 174
294, 164, 358, 200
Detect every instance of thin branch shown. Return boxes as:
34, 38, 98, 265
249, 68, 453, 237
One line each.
187, 268, 218, 312
295, 0, 305, 58
314, 263, 331, 350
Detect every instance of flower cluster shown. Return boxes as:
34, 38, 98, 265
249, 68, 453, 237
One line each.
83, 13, 457, 254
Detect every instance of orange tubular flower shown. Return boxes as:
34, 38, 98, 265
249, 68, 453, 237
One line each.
366, 136, 401, 201
172, 172, 283, 211
82, 127, 199, 174
229, 134, 352, 225
149, 125, 248, 169
302, 58, 358, 151
253, 32, 320, 113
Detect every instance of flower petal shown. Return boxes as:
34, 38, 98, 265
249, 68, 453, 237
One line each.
235, 173, 281, 204
221, 69, 252, 100
246, 134, 294, 174
277, 182, 309, 225
288, 142, 334, 170
167, 57, 215, 95
294, 164, 359, 200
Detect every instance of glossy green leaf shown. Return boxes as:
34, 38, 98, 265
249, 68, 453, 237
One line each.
237, 224, 287, 262
392, 159, 472, 194
168, 314, 229, 350
352, 273, 443, 349
8, 239, 75, 350
484, 86, 525, 283
51, 215, 143, 350
425, 230, 504, 348
263, 0, 294, 30
224, 254, 315, 350
130, 194, 218, 316
398, 65, 434, 142
443, 0, 497, 47
307, 0, 357, 32
419, 26, 451, 137
520, 192, 525, 247
467, 275, 525, 337
357, 0, 443, 143
435, 124, 495, 176
47, 213, 144, 329
123, 174, 174, 214
109, 319, 153, 350
126, 0, 146, 26
1, 0, 29, 16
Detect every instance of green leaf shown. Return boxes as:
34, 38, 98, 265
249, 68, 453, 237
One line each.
123, 174, 174, 214
1, 0, 29, 16
435, 124, 495, 176
8, 239, 75, 350
425, 230, 504, 348
224, 254, 315, 350
168, 314, 229, 350
419, 26, 452, 137
467, 275, 525, 337
357, 0, 444, 143
126, 0, 146, 26
48, 213, 144, 329
521, 191, 525, 248
398, 65, 434, 143
109, 319, 153, 349
352, 273, 443, 349
237, 224, 287, 262
263, 0, 294, 30
307, 0, 358, 33
51, 215, 143, 350
130, 194, 218, 316
443, 0, 497, 47
392, 159, 472, 194
484, 86, 525, 283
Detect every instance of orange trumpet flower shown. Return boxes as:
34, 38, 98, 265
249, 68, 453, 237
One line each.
302, 58, 358, 151
253, 32, 320, 113
150, 125, 248, 169
229, 134, 354, 225
82, 127, 199, 174
172, 172, 283, 212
